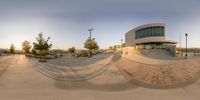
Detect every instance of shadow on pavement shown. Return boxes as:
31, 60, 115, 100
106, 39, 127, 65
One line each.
53, 53, 139, 92
47, 54, 112, 67
111, 52, 122, 62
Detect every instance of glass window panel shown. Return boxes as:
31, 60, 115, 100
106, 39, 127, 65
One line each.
135, 26, 165, 39
144, 28, 147, 37
154, 27, 156, 36
136, 31, 139, 39
149, 28, 151, 37
147, 28, 149, 37
157, 27, 160, 36
161, 27, 164, 36
159, 27, 162, 36
140, 30, 142, 38
156, 27, 160, 36
145, 28, 147, 37
143, 29, 145, 38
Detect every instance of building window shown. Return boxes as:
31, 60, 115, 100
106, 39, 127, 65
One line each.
135, 26, 164, 39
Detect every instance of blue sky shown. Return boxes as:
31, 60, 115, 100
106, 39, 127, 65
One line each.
0, 0, 200, 49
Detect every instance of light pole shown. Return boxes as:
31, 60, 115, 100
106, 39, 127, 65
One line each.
121, 39, 123, 54
185, 33, 188, 59
88, 28, 94, 57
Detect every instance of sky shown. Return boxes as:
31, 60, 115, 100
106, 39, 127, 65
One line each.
0, 0, 200, 50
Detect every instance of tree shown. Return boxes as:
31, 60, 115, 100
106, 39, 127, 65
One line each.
84, 37, 99, 56
108, 46, 113, 50
33, 33, 52, 60
10, 44, 15, 54
122, 43, 126, 47
108, 46, 116, 51
22, 41, 32, 54
31, 49, 36, 54
68, 47, 76, 53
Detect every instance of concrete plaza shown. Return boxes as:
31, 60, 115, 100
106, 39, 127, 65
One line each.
0, 54, 200, 100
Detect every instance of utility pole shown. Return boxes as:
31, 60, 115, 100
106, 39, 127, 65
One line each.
180, 32, 182, 56
88, 28, 94, 57
121, 39, 123, 54
88, 28, 94, 40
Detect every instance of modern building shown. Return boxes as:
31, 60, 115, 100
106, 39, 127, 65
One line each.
125, 23, 177, 49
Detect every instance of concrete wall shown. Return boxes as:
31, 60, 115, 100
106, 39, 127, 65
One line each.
122, 46, 135, 55
125, 29, 135, 47
167, 45, 176, 56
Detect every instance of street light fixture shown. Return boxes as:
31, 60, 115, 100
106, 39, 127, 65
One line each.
185, 33, 188, 59
88, 28, 94, 39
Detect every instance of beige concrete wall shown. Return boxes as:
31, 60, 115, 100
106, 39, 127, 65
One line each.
122, 46, 135, 55
125, 29, 135, 46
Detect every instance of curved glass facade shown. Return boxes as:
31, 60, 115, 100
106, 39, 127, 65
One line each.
135, 26, 164, 39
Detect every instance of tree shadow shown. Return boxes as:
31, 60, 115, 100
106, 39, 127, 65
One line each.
53, 53, 139, 92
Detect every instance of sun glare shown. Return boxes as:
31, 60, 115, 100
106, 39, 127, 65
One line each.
1, 19, 50, 50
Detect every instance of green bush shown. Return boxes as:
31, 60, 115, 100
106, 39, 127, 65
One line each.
68, 47, 76, 53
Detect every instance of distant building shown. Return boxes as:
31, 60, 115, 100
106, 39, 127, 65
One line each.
125, 23, 177, 49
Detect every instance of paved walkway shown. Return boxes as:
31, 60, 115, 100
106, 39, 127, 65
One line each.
0, 55, 132, 100
0, 55, 200, 100
29, 55, 113, 81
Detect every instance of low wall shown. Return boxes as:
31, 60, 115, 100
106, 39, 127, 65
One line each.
167, 45, 176, 56
122, 45, 176, 57
122, 46, 136, 55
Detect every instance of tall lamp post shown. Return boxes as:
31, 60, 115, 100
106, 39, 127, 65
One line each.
88, 28, 94, 57
185, 33, 188, 59
121, 39, 123, 54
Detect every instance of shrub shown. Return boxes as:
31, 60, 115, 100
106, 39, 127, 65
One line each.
68, 47, 76, 53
